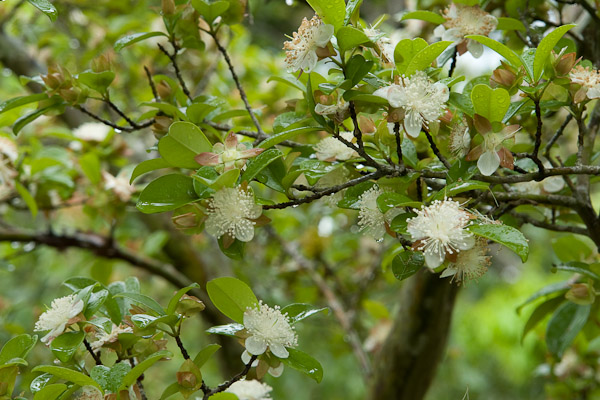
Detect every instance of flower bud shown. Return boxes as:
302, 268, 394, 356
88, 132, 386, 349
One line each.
91, 53, 111, 73
156, 81, 173, 101
490, 67, 517, 88
553, 51, 580, 77
177, 371, 197, 388
151, 116, 172, 139
161, 0, 176, 15
566, 283, 595, 305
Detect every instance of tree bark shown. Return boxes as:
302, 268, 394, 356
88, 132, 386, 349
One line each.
368, 269, 459, 400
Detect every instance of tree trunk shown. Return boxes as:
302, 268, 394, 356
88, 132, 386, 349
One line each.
368, 269, 459, 400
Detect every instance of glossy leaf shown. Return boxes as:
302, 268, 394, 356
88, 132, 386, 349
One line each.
306, 0, 345, 30
241, 148, 283, 183
130, 158, 171, 184
404, 41, 451, 76
465, 35, 522, 68
50, 332, 84, 363
376, 192, 421, 213
114, 32, 168, 52
554, 262, 600, 281
113, 292, 166, 315
158, 122, 212, 169
91, 362, 131, 393
120, 350, 171, 388
280, 304, 328, 324
470, 85, 510, 123
136, 174, 199, 214
394, 38, 428, 75
27, 0, 58, 21
337, 26, 370, 53
15, 182, 38, 218
32, 366, 101, 389
496, 17, 526, 31
392, 251, 424, 281
522, 296, 564, 342
13, 103, 62, 135
0, 93, 48, 114
280, 348, 323, 383
206, 323, 244, 337
428, 180, 489, 201
258, 126, 321, 149
206, 277, 258, 324
193, 344, 222, 368
468, 224, 529, 262
77, 71, 115, 94
0, 334, 37, 364
191, 0, 230, 23
516, 282, 570, 314
546, 302, 590, 358
533, 24, 576, 81
166, 283, 201, 315
33, 384, 67, 400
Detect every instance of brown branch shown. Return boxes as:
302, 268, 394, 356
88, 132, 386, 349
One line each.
158, 42, 193, 101
83, 338, 102, 366
203, 355, 258, 399
393, 122, 403, 167
76, 105, 153, 132
511, 211, 588, 235
424, 130, 451, 169
203, 120, 302, 148
209, 32, 266, 140
544, 114, 573, 157
530, 98, 545, 176
144, 66, 160, 102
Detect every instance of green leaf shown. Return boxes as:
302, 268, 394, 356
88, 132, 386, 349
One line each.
496, 17, 526, 31
130, 158, 171, 184
258, 126, 320, 149
206, 323, 244, 337
15, 182, 38, 218
194, 168, 240, 190
77, 71, 115, 94
280, 304, 328, 324
113, 292, 166, 315
193, 344, 221, 368
280, 348, 323, 383
404, 41, 452, 76
522, 296, 564, 343
344, 0, 362, 25
551, 235, 593, 262
0, 334, 37, 365
533, 24, 576, 81
80, 153, 101, 185
218, 236, 246, 260
345, 54, 374, 86
392, 251, 424, 281
32, 366, 101, 389
50, 332, 84, 363
376, 192, 421, 213
400, 10, 445, 25
465, 35, 522, 68
166, 283, 201, 315
306, 74, 327, 128
160, 383, 179, 400
554, 262, 600, 281
306, 0, 345, 30
33, 384, 68, 400
158, 122, 212, 169
206, 277, 258, 324
429, 180, 489, 201
336, 26, 371, 53
516, 282, 570, 314
470, 85, 510, 123
140, 102, 187, 120
27, 0, 58, 22
119, 350, 171, 389
337, 181, 374, 209
114, 32, 168, 52
208, 394, 238, 400
394, 38, 428, 75
241, 148, 283, 183
91, 362, 131, 393
468, 224, 529, 262
0, 93, 48, 114
546, 302, 590, 358
13, 103, 62, 135
191, 0, 230, 23
136, 174, 199, 214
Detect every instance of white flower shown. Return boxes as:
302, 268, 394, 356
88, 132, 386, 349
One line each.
433, 4, 498, 58
314, 97, 349, 122
283, 16, 334, 73
34, 294, 84, 344
314, 132, 358, 161
103, 169, 135, 202
205, 187, 262, 242
364, 28, 395, 65
90, 324, 133, 351
357, 185, 400, 241
226, 380, 273, 400
73, 122, 111, 142
569, 65, 600, 100
448, 121, 471, 158
76, 386, 103, 400
242, 301, 297, 359
373, 72, 449, 138
467, 125, 519, 176
440, 238, 490, 284
407, 199, 475, 269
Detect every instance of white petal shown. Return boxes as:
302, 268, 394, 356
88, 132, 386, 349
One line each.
467, 40, 484, 58
386, 86, 407, 108
269, 342, 289, 358
373, 86, 393, 100
69, 300, 85, 318
205, 216, 222, 237
299, 51, 318, 72
269, 363, 285, 377
245, 336, 268, 355
440, 267, 457, 278
315, 24, 334, 47
234, 220, 255, 242
433, 25, 446, 38
442, 28, 463, 42
403, 111, 423, 138
456, 235, 475, 251
587, 86, 600, 99
542, 176, 565, 193
424, 250, 445, 269
477, 150, 501, 176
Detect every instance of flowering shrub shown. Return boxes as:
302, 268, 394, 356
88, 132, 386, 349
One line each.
1, 0, 600, 399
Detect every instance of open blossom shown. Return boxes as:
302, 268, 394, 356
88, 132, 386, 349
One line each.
364, 28, 394, 65
569, 65, 600, 101
226, 380, 273, 400
448, 120, 471, 158
34, 294, 84, 344
466, 117, 519, 176
358, 185, 400, 241
195, 132, 263, 174
407, 199, 475, 269
314, 132, 358, 161
283, 16, 334, 73
90, 324, 133, 351
205, 187, 262, 242
314, 97, 349, 122
103, 169, 135, 202
242, 301, 297, 359
374, 72, 449, 138
440, 238, 490, 284
433, 4, 498, 58
73, 122, 111, 142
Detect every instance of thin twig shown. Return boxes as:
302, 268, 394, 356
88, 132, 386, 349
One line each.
544, 114, 573, 157
393, 122, 403, 167
203, 355, 258, 399
144, 66, 160, 102
424, 130, 451, 169
83, 338, 102, 365
76, 105, 153, 132
530, 98, 546, 176
511, 211, 588, 235
158, 42, 193, 101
